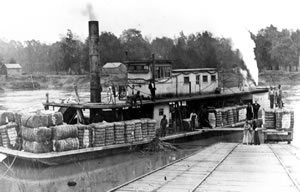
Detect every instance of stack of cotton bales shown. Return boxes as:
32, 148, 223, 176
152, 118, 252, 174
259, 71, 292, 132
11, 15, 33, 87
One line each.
91, 123, 106, 147
114, 122, 125, 144
227, 108, 234, 126
104, 123, 115, 145
125, 121, 135, 143
277, 109, 294, 130
263, 110, 275, 129
215, 109, 222, 127
20, 110, 64, 153
275, 110, 283, 129
0, 111, 21, 149
133, 120, 143, 142
140, 118, 149, 139
77, 124, 93, 148
147, 119, 157, 139
52, 124, 79, 152
237, 105, 247, 122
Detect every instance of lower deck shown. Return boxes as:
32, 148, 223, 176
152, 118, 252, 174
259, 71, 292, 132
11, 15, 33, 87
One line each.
110, 142, 300, 192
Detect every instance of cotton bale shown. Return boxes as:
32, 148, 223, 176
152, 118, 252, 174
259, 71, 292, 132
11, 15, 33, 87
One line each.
23, 140, 53, 153
52, 124, 78, 140
53, 138, 79, 152
21, 126, 52, 142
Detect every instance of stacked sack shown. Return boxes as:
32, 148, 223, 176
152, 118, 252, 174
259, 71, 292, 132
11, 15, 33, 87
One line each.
124, 121, 135, 143
263, 110, 275, 129
147, 119, 156, 139
133, 120, 143, 141
20, 110, 64, 153
0, 111, 21, 149
237, 106, 247, 122
227, 108, 234, 126
208, 112, 216, 128
77, 124, 93, 148
52, 124, 79, 152
104, 123, 115, 145
140, 118, 149, 139
275, 110, 283, 129
221, 109, 228, 126
91, 123, 106, 147
215, 109, 223, 127
280, 110, 294, 130
232, 107, 238, 124
114, 122, 125, 144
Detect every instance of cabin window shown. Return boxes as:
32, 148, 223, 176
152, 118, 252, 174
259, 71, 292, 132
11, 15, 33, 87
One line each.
128, 64, 149, 73
184, 76, 190, 84
159, 108, 164, 116
155, 66, 172, 79
196, 75, 200, 84
202, 75, 208, 83
211, 75, 216, 82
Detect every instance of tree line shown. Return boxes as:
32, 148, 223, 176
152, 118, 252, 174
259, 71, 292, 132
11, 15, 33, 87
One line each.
251, 25, 300, 72
0, 28, 248, 77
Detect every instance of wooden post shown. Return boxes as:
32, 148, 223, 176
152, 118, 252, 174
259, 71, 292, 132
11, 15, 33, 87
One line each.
152, 54, 156, 90
176, 76, 178, 97
189, 81, 191, 97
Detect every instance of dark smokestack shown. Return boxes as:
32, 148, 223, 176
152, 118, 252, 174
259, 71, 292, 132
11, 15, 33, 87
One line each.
89, 21, 101, 103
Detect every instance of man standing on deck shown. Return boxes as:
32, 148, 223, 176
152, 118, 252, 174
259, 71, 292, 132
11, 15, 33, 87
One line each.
148, 81, 156, 101
252, 100, 260, 119
268, 87, 275, 109
160, 115, 168, 137
190, 110, 197, 131
276, 84, 283, 109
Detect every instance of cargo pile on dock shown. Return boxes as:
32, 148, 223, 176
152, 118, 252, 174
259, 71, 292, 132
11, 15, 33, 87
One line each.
0, 110, 157, 153
264, 109, 294, 130
212, 105, 247, 128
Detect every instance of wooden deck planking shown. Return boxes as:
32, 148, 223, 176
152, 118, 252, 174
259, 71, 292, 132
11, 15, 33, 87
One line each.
112, 143, 300, 192
269, 144, 300, 190
113, 143, 237, 192
195, 144, 299, 192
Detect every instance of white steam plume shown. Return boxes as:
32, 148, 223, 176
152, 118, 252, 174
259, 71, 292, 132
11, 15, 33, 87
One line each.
82, 3, 97, 20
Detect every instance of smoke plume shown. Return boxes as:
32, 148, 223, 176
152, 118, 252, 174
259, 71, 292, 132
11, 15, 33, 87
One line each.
82, 3, 97, 20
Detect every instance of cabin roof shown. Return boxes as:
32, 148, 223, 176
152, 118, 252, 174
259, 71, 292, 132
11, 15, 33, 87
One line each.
103, 62, 124, 68
4, 64, 22, 69
172, 68, 217, 73
124, 60, 172, 65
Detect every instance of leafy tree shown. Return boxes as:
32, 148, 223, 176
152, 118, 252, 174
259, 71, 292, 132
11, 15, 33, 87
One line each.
60, 29, 83, 74
120, 29, 151, 59
151, 37, 174, 59
99, 32, 123, 64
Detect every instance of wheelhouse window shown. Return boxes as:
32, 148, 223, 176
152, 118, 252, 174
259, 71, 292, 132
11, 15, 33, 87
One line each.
159, 108, 164, 116
128, 64, 149, 73
196, 75, 200, 84
202, 75, 208, 83
211, 75, 216, 82
184, 76, 190, 84
155, 65, 172, 79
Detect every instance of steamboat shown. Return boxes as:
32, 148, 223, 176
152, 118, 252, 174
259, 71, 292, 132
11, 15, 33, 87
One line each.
0, 20, 293, 166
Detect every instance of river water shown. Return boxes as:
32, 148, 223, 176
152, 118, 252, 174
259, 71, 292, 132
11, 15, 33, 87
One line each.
0, 87, 299, 192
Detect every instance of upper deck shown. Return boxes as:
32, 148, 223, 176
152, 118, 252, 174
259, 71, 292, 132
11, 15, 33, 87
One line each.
44, 87, 268, 110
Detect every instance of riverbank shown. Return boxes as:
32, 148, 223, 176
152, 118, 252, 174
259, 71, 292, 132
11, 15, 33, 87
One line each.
259, 70, 300, 86
0, 75, 89, 90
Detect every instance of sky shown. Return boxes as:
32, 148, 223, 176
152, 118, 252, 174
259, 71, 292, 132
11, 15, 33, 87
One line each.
1, 0, 300, 83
